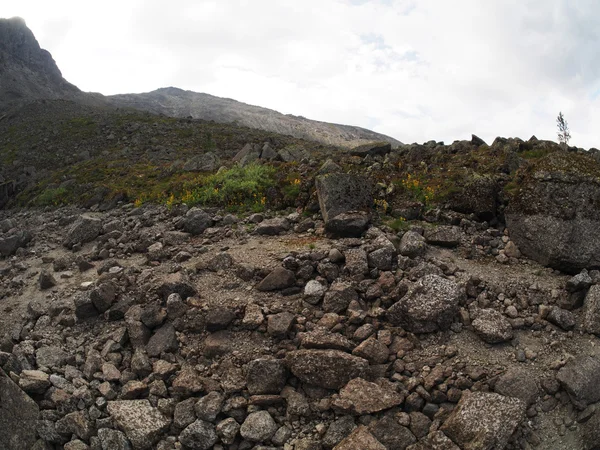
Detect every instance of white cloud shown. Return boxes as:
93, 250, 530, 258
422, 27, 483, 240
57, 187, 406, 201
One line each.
3, 0, 599, 147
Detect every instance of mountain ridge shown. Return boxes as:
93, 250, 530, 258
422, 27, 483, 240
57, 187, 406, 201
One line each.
0, 17, 401, 148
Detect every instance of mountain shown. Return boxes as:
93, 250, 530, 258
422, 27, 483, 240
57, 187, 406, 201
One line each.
0, 17, 90, 110
0, 17, 401, 148
107, 87, 402, 148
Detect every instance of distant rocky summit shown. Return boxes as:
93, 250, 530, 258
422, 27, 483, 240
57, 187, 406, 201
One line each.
106, 87, 402, 148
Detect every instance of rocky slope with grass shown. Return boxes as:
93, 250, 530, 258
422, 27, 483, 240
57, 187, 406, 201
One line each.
2, 121, 600, 449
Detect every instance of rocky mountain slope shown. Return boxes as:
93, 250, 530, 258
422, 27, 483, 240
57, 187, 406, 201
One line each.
0, 18, 99, 111
106, 88, 402, 149
2, 131, 600, 449
0, 18, 400, 149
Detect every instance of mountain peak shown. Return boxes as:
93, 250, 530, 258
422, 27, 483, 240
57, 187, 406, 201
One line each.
0, 17, 80, 109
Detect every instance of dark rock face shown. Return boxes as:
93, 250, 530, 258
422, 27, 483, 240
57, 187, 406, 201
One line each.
315, 173, 373, 237
63, 215, 102, 248
447, 176, 499, 221
349, 141, 392, 158
0, 230, 32, 256
0, 17, 81, 110
387, 275, 463, 333
0, 368, 40, 450
440, 391, 526, 450
505, 152, 600, 273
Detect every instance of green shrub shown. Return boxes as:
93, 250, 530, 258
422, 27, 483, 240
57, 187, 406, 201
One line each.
34, 186, 69, 206
180, 163, 276, 211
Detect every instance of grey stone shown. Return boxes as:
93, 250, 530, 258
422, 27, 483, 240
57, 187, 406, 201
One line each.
505, 153, 600, 273
298, 328, 354, 352
370, 415, 416, 450
285, 349, 369, 390
583, 285, 600, 335
36, 345, 69, 368
18, 369, 50, 394
38, 270, 56, 289
315, 173, 373, 237
0, 230, 32, 256
567, 269, 593, 292
216, 417, 240, 445
547, 307, 576, 331
343, 248, 369, 276
174, 398, 197, 429
246, 359, 288, 395
472, 308, 514, 344
64, 215, 102, 248
399, 231, 427, 258
323, 282, 359, 314
256, 267, 296, 291
240, 410, 278, 442
349, 142, 391, 158
387, 275, 463, 333
182, 208, 213, 235
182, 152, 220, 172
494, 368, 540, 406
323, 416, 356, 448
55, 410, 94, 441
368, 247, 394, 271
256, 217, 290, 236
107, 400, 171, 450
440, 391, 526, 450
194, 391, 224, 422
97, 428, 132, 450
267, 312, 295, 338
352, 338, 389, 364
146, 323, 178, 357
90, 282, 117, 313
0, 369, 39, 450
557, 355, 600, 409
424, 226, 462, 248
179, 420, 218, 450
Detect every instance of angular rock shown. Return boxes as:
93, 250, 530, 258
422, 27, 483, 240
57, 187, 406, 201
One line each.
399, 231, 427, 258
194, 391, 224, 422
107, 400, 171, 450
240, 410, 278, 442
298, 329, 354, 352
38, 270, 56, 290
387, 275, 463, 333
557, 355, 600, 409
304, 280, 326, 302
547, 307, 576, 331
55, 410, 94, 441
583, 285, 600, 335
493, 368, 539, 406
352, 338, 389, 364
285, 349, 369, 390
146, 323, 178, 357
343, 248, 369, 276
256, 267, 296, 291
334, 426, 386, 450
440, 391, 526, 450
0, 230, 32, 256
63, 215, 102, 248
567, 269, 594, 292
368, 247, 394, 271
371, 415, 416, 450
179, 419, 218, 450
424, 226, 462, 248
182, 152, 220, 172
256, 217, 290, 236
406, 431, 459, 450
204, 331, 234, 358
349, 141, 391, 158
245, 359, 287, 396
90, 282, 117, 313
315, 173, 373, 237
332, 378, 404, 415
267, 312, 295, 338
216, 417, 240, 445
97, 428, 132, 450
0, 369, 39, 450
471, 308, 514, 344
323, 416, 357, 448
36, 345, 69, 368
18, 369, 50, 394
323, 282, 359, 314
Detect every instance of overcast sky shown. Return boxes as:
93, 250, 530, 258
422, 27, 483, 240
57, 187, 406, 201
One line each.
5, 0, 600, 148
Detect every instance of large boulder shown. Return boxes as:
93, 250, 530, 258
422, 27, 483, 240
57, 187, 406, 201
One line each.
182, 207, 213, 235
315, 173, 373, 237
0, 230, 32, 256
556, 355, 600, 409
182, 152, 220, 172
349, 141, 392, 158
447, 175, 499, 221
0, 369, 39, 450
386, 275, 463, 333
63, 215, 102, 248
440, 391, 526, 450
505, 152, 600, 273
